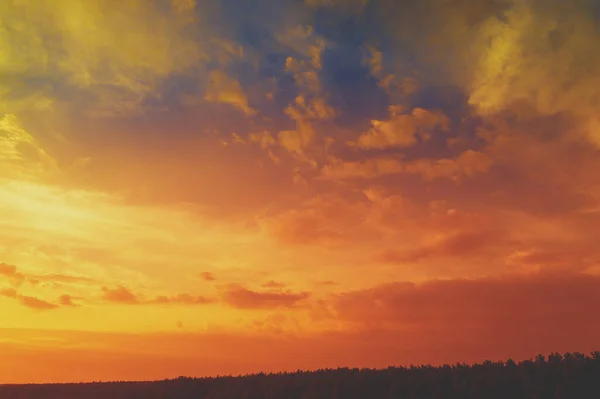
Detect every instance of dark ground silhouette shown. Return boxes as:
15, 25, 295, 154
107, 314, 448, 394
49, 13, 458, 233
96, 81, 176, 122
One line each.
1, 351, 600, 398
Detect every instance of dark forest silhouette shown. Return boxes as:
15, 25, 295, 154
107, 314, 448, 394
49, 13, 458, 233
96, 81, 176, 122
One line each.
2, 351, 600, 398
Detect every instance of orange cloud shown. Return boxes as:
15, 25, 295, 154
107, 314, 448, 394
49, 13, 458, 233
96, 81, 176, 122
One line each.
352, 107, 450, 149
261, 195, 368, 245
59, 294, 78, 307
0, 268, 24, 288
379, 229, 506, 263
321, 150, 492, 180
101, 286, 139, 304
222, 284, 310, 309
2, 0, 600, 384
199, 272, 216, 282
333, 272, 600, 346
28, 273, 96, 286
101, 286, 213, 306
18, 295, 59, 311
262, 281, 286, 289
150, 294, 213, 306
0, 287, 17, 298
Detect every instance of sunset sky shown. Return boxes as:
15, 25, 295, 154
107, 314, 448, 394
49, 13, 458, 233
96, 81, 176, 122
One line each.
2, 0, 600, 384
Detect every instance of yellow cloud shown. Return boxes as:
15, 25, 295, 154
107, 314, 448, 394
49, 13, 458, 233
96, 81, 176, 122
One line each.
275, 26, 335, 154
466, 2, 600, 145
0, 114, 57, 179
0, 0, 201, 118
203, 70, 255, 115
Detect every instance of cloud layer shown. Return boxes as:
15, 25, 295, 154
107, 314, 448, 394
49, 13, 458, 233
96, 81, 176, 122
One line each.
1, 0, 600, 384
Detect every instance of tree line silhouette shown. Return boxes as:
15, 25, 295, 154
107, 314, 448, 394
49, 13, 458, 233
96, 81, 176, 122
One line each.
1, 351, 600, 398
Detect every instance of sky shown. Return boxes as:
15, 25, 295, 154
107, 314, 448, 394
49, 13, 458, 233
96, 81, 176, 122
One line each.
1, 0, 600, 384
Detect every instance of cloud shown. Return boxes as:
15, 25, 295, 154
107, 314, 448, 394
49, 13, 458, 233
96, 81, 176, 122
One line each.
0, 262, 94, 289
101, 286, 139, 304
202, 70, 256, 116
222, 284, 310, 309
379, 229, 506, 263
0, 0, 239, 194
0, 287, 17, 299
351, 107, 450, 149
0, 114, 57, 179
333, 272, 600, 338
0, 262, 25, 287
0, 0, 202, 118
150, 294, 213, 306
59, 294, 78, 307
0, 286, 59, 310
28, 274, 96, 285
18, 295, 59, 311
101, 286, 213, 306
275, 25, 336, 154
321, 150, 493, 180
0, 263, 17, 276
262, 281, 286, 289
248, 131, 277, 149
465, 1, 600, 143
260, 195, 369, 245
199, 272, 217, 282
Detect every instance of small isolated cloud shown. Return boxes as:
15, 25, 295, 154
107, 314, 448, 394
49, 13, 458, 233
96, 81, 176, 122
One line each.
18, 295, 59, 310
199, 271, 216, 282
101, 286, 139, 304
222, 284, 310, 309
58, 294, 79, 307
202, 70, 255, 116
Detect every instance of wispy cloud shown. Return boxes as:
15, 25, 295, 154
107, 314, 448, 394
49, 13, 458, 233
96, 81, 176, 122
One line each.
222, 285, 310, 310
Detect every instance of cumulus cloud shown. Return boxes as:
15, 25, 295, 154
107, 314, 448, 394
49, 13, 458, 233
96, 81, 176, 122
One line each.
276, 25, 336, 154
351, 107, 450, 149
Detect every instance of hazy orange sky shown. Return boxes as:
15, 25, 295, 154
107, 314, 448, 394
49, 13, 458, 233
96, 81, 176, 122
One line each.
2, 0, 600, 384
